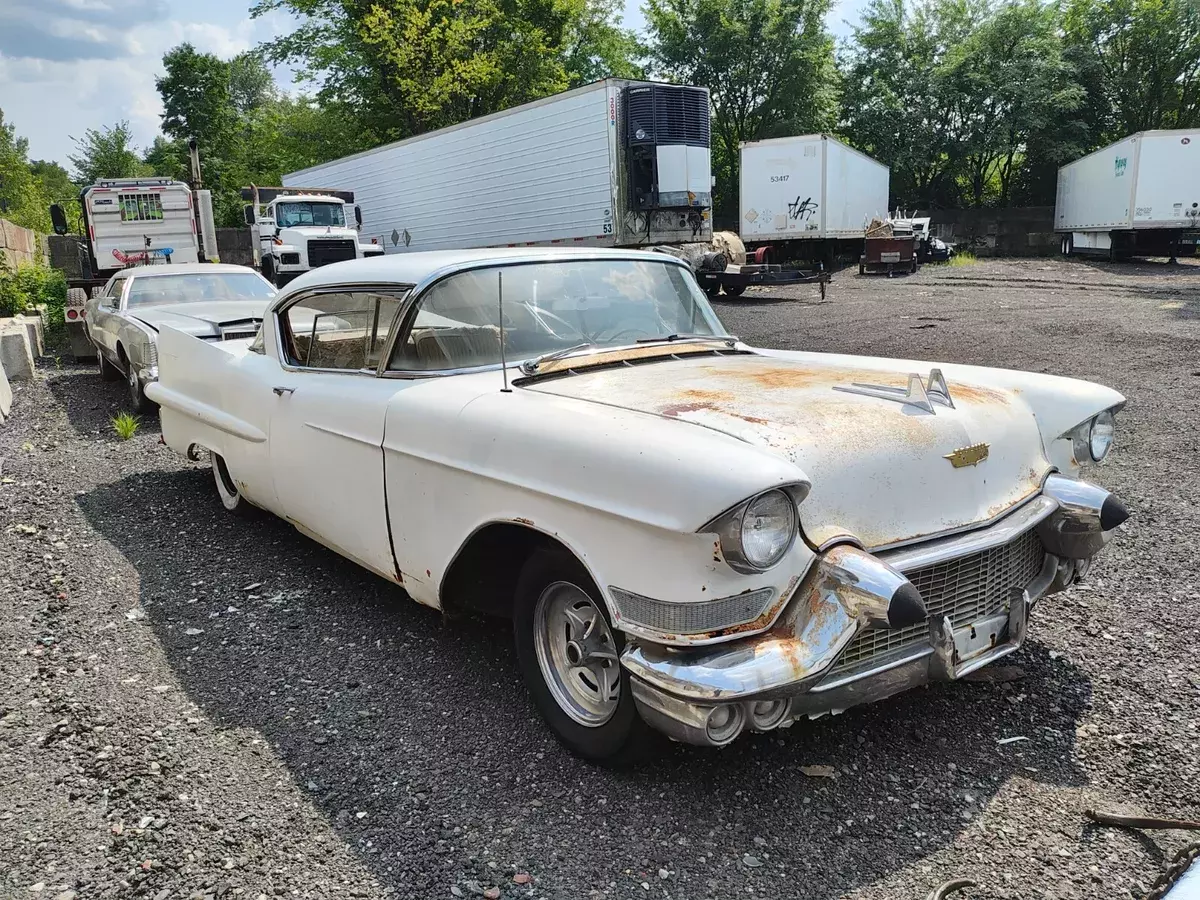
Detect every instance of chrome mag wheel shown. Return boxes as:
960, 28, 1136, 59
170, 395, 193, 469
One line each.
532, 581, 620, 727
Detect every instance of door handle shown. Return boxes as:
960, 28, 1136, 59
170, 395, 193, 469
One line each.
272, 386, 295, 396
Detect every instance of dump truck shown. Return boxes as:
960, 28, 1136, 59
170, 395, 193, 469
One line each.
241, 186, 384, 287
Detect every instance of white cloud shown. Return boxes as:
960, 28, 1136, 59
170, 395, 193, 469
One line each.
0, 0, 296, 168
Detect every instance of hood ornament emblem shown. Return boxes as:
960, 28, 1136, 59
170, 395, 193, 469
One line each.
833, 368, 956, 414
945, 442, 990, 467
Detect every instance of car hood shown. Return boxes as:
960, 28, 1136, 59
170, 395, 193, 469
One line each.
523, 351, 1057, 549
129, 301, 269, 337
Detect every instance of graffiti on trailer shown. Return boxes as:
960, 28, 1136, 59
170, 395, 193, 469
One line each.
788, 196, 819, 222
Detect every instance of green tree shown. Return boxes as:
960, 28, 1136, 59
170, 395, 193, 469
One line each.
561, 0, 647, 85
229, 52, 277, 115
646, 0, 837, 226
0, 108, 52, 232
67, 121, 149, 184
1065, 0, 1200, 139
940, 0, 1085, 206
252, 0, 643, 145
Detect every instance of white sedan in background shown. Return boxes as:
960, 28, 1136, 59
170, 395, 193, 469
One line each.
147, 248, 1128, 763
85, 263, 276, 412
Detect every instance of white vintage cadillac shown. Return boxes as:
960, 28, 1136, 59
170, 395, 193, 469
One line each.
148, 248, 1128, 762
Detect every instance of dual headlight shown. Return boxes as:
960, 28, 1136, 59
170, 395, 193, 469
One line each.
1066, 408, 1117, 464
704, 484, 807, 574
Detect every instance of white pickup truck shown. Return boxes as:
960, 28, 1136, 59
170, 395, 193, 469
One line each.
241, 186, 384, 287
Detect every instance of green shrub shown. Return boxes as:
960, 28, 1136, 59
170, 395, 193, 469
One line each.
0, 255, 68, 348
948, 251, 978, 267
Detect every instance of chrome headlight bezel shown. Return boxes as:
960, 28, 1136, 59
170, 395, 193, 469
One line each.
703, 483, 808, 575
1064, 406, 1120, 465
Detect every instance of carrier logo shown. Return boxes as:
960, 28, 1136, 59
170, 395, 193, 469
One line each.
1114, 156, 1128, 177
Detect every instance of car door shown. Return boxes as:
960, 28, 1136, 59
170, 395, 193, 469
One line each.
88, 276, 125, 361
268, 287, 409, 582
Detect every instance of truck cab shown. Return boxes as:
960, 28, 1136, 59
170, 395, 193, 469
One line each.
243, 187, 383, 287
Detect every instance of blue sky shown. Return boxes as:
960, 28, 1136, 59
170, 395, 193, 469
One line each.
0, 0, 865, 170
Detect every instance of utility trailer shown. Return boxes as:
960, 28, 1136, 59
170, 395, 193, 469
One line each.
1056, 129, 1200, 261
739, 134, 890, 271
284, 79, 829, 298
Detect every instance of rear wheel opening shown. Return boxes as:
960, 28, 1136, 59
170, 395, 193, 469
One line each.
513, 549, 656, 765
212, 453, 256, 517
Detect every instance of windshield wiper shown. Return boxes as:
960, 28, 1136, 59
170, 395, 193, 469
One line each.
635, 333, 738, 345
519, 342, 595, 375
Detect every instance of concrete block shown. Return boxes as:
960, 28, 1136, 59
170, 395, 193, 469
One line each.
0, 350, 11, 423
16, 314, 44, 358
0, 321, 35, 381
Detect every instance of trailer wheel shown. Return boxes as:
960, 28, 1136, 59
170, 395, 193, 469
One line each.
722, 285, 746, 298
859, 262, 865, 276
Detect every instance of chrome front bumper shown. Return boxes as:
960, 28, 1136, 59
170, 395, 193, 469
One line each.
622, 476, 1127, 747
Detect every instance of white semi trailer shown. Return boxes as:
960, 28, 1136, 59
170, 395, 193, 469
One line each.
284, 79, 829, 297
1055, 129, 1200, 261
739, 134, 890, 265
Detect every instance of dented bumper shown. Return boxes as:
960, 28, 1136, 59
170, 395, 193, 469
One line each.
622, 477, 1127, 746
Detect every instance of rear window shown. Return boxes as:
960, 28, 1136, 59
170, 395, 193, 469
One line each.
126, 273, 275, 308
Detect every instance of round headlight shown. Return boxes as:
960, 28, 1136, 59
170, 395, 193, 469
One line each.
1089, 409, 1115, 461
740, 490, 797, 569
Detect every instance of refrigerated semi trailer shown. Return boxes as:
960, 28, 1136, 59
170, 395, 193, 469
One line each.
1055, 129, 1200, 261
284, 79, 830, 297
739, 134, 890, 266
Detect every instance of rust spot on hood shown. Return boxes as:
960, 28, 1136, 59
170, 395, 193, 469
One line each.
947, 382, 1011, 406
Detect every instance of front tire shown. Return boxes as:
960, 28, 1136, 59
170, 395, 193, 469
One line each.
212, 453, 256, 517
513, 549, 655, 764
98, 350, 121, 382
126, 364, 150, 414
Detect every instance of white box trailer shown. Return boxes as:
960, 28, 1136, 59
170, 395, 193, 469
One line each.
739, 135, 890, 245
284, 79, 715, 253
1055, 129, 1200, 260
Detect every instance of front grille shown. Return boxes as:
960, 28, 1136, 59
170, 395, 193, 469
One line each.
307, 239, 357, 267
610, 586, 774, 636
829, 528, 1046, 675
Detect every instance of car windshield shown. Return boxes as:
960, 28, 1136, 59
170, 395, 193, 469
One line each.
276, 202, 346, 228
125, 273, 276, 308
388, 259, 728, 372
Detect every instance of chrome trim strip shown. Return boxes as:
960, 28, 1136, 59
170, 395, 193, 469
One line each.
878, 494, 1058, 571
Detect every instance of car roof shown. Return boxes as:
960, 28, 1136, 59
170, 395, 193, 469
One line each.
118, 263, 261, 279
280, 247, 687, 295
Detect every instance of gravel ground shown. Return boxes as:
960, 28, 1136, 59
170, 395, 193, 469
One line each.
2, 256, 1198, 900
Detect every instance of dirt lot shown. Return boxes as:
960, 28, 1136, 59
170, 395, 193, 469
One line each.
2, 257, 1198, 900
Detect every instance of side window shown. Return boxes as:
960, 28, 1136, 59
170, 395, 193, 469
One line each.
282, 291, 405, 371
105, 278, 124, 305
389, 271, 503, 371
